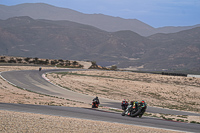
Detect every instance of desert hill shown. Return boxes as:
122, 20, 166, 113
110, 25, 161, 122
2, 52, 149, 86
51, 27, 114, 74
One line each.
0, 16, 200, 71
0, 16, 152, 63
146, 27, 200, 71
0, 3, 200, 36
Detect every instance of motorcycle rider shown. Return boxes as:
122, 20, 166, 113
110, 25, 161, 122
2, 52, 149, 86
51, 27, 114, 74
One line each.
93, 96, 100, 105
131, 101, 138, 110
130, 101, 134, 106
134, 101, 138, 109
138, 100, 147, 118
126, 101, 138, 115
121, 99, 128, 110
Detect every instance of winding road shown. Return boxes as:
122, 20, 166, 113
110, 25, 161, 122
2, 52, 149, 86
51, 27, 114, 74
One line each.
0, 69, 200, 132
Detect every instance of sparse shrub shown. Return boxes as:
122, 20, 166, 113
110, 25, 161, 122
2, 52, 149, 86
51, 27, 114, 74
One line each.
24, 57, 31, 62
110, 65, 117, 70
0, 59, 6, 63
34, 57, 38, 61
0, 56, 5, 59
58, 59, 64, 62
45, 59, 49, 64
176, 119, 184, 122
51, 61, 56, 65
59, 62, 64, 66
16, 58, 22, 62
72, 61, 78, 66
166, 118, 173, 121
66, 61, 71, 66
190, 121, 197, 123
8, 59, 16, 63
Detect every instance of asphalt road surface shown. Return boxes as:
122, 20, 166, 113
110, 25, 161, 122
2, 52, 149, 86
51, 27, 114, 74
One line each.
1, 69, 200, 132
0, 103, 200, 132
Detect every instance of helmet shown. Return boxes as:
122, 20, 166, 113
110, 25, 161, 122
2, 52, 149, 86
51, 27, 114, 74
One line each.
141, 100, 145, 103
96, 96, 98, 99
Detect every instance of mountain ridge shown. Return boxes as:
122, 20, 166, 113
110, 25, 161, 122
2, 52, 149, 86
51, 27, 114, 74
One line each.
1, 3, 200, 36
0, 16, 199, 71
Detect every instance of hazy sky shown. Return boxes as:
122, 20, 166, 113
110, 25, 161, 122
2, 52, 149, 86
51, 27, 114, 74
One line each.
1, 0, 200, 28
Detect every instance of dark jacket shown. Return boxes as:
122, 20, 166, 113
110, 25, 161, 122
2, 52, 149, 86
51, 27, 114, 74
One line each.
93, 97, 100, 104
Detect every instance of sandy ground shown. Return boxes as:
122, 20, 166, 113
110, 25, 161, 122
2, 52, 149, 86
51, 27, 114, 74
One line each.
0, 65, 199, 132
47, 71, 200, 112
0, 110, 184, 133
47, 71, 200, 123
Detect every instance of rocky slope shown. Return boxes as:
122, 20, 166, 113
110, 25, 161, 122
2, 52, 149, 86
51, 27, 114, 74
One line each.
0, 16, 200, 71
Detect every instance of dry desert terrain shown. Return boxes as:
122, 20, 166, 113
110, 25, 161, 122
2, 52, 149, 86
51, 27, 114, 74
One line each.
0, 65, 199, 132
47, 71, 200, 113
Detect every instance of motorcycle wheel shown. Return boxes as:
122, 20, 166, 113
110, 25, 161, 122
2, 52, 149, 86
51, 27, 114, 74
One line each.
130, 107, 142, 117
121, 112, 125, 116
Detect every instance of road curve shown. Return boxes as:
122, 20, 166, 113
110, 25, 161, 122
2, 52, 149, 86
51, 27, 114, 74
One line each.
1, 69, 119, 107
0, 69, 200, 132
1, 69, 199, 116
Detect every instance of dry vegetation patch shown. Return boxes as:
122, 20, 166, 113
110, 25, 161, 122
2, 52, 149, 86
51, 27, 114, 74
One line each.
144, 112, 200, 123
47, 71, 200, 112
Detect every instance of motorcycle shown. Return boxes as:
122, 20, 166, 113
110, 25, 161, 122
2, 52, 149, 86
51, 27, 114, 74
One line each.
121, 101, 128, 111
121, 102, 147, 117
92, 100, 99, 108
